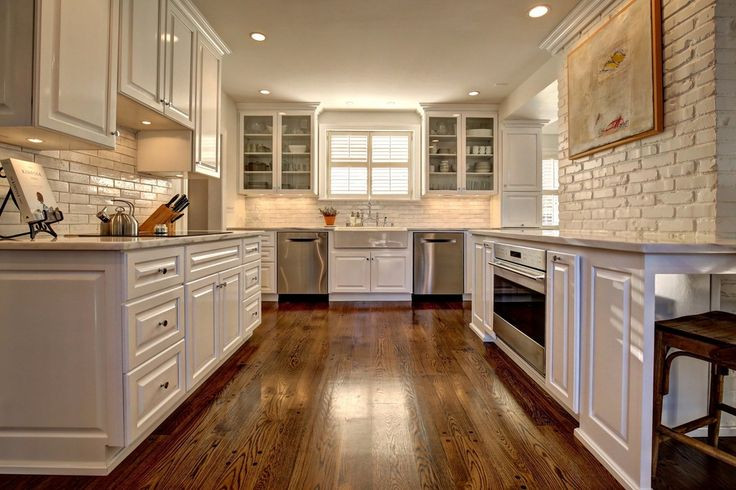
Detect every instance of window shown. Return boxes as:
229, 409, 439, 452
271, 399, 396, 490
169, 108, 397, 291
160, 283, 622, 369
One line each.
327, 131, 412, 199
542, 158, 559, 227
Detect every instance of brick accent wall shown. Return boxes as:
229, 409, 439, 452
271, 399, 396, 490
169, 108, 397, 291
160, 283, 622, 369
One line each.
243, 196, 491, 228
557, 0, 734, 238
0, 128, 175, 236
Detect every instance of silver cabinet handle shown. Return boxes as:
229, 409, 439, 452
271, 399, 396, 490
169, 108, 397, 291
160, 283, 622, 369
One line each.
246, 246, 258, 253
160, 381, 170, 389
158, 320, 169, 327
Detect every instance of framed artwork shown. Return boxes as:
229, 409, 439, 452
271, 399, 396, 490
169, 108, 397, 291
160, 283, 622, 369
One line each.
567, 0, 663, 160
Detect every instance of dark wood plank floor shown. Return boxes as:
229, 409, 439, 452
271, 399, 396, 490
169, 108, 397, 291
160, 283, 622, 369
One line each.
0, 300, 733, 489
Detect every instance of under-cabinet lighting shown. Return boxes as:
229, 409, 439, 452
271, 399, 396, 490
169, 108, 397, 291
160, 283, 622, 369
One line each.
259, 89, 271, 95
468, 90, 480, 96
250, 32, 266, 42
141, 120, 152, 125
26, 138, 43, 144
528, 5, 549, 18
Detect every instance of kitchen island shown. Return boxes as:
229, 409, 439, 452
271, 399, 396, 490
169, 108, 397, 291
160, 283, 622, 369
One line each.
0, 231, 262, 475
469, 229, 736, 490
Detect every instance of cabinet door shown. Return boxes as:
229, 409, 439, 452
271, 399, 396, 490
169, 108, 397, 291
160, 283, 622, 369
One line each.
219, 267, 243, 357
502, 127, 541, 192
164, 0, 196, 129
118, 0, 165, 112
501, 192, 541, 228
546, 251, 580, 414
330, 252, 371, 293
462, 115, 495, 193
185, 274, 219, 390
483, 242, 494, 332
279, 114, 313, 192
35, 0, 118, 148
471, 240, 485, 330
0, 0, 33, 126
194, 35, 222, 177
370, 251, 411, 293
426, 114, 461, 193
261, 261, 276, 294
241, 112, 277, 193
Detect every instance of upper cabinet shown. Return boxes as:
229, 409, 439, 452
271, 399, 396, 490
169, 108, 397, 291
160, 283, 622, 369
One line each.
238, 105, 318, 194
193, 35, 222, 177
502, 125, 542, 192
164, 0, 197, 129
422, 108, 497, 195
0, 0, 119, 150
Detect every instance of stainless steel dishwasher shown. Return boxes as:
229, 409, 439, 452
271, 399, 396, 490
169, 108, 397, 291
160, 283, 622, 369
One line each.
413, 232, 464, 295
277, 232, 328, 294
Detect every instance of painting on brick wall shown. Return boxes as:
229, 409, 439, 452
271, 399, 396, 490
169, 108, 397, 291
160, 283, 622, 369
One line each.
567, 0, 663, 160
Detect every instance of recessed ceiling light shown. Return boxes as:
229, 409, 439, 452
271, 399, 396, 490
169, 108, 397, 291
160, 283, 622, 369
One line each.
468, 90, 480, 96
26, 138, 43, 144
250, 32, 266, 42
528, 5, 549, 18
259, 89, 271, 95
141, 120, 152, 125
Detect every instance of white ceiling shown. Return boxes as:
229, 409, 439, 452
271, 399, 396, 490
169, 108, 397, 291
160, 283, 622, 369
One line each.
192, 0, 578, 109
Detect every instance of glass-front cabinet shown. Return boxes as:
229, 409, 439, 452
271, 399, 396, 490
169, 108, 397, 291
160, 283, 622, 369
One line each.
424, 111, 497, 195
239, 108, 316, 194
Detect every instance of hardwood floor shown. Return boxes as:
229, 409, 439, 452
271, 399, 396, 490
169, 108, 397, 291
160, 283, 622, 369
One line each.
0, 300, 732, 489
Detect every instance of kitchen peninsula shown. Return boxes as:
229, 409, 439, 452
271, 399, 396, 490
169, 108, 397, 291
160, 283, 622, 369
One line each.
469, 228, 736, 490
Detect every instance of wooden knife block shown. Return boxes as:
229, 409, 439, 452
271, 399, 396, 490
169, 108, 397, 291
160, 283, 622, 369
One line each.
139, 204, 184, 234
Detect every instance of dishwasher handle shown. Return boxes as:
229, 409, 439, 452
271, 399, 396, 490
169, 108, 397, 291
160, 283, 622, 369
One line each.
420, 238, 456, 244
286, 237, 319, 242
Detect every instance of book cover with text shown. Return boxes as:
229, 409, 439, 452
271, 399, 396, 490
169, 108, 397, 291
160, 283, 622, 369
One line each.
1, 158, 59, 223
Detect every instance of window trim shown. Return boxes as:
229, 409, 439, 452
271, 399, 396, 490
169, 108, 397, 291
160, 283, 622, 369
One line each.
541, 157, 559, 228
318, 123, 421, 201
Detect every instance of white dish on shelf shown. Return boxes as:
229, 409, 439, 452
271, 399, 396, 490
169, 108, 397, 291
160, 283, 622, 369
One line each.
288, 145, 308, 153
467, 128, 492, 137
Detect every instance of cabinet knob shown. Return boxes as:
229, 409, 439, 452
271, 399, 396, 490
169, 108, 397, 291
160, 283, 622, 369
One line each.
552, 255, 561, 262
252, 311, 258, 317
158, 319, 169, 327
160, 98, 165, 103
160, 381, 170, 389
365, 257, 370, 261
251, 276, 258, 282
158, 267, 168, 274
110, 130, 120, 136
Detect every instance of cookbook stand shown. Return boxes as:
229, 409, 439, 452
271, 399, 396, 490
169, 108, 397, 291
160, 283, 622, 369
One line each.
0, 166, 64, 240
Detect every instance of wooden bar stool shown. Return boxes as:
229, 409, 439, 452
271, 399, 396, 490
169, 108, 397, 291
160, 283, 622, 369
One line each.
652, 311, 736, 476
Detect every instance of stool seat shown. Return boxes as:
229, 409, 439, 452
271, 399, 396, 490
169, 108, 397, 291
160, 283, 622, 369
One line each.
656, 311, 736, 347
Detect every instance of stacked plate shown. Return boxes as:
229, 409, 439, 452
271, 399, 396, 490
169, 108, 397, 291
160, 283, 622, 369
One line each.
439, 160, 451, 172
474, 161, 491, 173
467, 128, 492, 137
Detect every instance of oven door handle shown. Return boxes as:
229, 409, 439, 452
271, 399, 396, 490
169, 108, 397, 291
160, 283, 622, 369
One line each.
491, 260, 546, 281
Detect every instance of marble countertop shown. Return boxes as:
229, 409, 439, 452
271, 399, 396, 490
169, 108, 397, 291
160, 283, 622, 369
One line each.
229, 227, 470, 232
0, 230, 263, 251
469, 228, 736, 254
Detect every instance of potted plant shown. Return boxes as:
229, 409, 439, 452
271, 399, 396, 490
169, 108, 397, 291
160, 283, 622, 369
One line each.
319, 206, 338, 226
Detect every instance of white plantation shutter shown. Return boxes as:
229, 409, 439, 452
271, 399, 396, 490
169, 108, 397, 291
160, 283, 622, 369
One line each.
542, 159, 559, 191
542, 159, 559, 226
327, 130, 412, 198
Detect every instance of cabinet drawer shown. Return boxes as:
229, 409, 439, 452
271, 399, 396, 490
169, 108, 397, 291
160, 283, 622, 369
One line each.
243, 293, 261, 334
261, 245, 274, 263
126, 247, 185, 300
124, 286, 185, 370
260, 232, 275, 247
243, 238, 260, 264
124, 340, 185, 444
185, 239, 243, 281
243, 260, 261, 298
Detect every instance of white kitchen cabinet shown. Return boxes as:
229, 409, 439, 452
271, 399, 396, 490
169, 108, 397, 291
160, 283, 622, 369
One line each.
331, 251, 372, 293
422, 108, 497, 195
470, 239, 485, 332
0, 0, 118, 149
483, 242, 494, 333
259, 232, 277, 297
194, 33, 222, 177
220, 266, 244, 357
501, 192, 541, 228
239, 106, 318, 194
163, 0, 197, 129
370, 251, 412, 293
185, 274, 219, 390
545, 251, 581, 414
502, 126, 542, 192
118, 0, 166, 113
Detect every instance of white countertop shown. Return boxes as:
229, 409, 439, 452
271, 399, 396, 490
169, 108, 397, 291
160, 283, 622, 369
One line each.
229, 227, 470, 232
469, 229, 736, 254
0, 231, 263, 251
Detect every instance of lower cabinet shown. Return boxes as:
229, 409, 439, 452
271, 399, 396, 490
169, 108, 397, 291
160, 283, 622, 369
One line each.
483, 242, 494, 332
185, 264, 245, 390
471, 239, 485, 330
331, 249, 411, 294
545, 251, 581, 414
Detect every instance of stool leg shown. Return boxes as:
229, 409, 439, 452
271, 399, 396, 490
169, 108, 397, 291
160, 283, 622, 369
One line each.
652, 330, 667, 478
707, 363, 725, 448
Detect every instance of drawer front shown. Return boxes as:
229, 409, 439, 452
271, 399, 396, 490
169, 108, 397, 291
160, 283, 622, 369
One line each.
261, 261, 275, 294
243, 293, 261, 334
243, 238, 260, 264
126, 247, 185, 300
124, 340, 185, 444
243, 260, 261, 298
261, 245, 274, 263
124, 286, 185, 370
260, 232, 275, 247
185, 240, 243, 281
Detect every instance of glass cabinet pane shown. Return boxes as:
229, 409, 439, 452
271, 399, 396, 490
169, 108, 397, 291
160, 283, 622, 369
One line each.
242, 115, 274, 191
281, 115, 311, 191
428, 116, 459, 191
464, 117, 494, 192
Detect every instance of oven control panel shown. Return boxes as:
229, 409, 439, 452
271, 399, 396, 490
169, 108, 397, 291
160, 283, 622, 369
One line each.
493, 243, 546, 271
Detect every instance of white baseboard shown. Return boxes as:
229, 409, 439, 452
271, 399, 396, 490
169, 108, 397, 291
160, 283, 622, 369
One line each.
574, 428, 647, 490
261, 293, 278, 302
329, 293, 412, 302
469, 321, 494, 342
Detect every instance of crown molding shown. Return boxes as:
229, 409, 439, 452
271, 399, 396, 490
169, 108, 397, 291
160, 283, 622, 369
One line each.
177, 0, 231, 56
502, 118, 550, 129
539, 0, 621, 54
236, 101, 321, 112
419, 103, 499, 113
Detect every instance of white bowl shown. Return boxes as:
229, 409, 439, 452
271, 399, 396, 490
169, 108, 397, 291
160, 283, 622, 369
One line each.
288, 145, 307, 153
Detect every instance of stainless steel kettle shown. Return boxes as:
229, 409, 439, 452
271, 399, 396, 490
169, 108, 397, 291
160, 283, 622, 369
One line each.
108, 199, 139, 236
